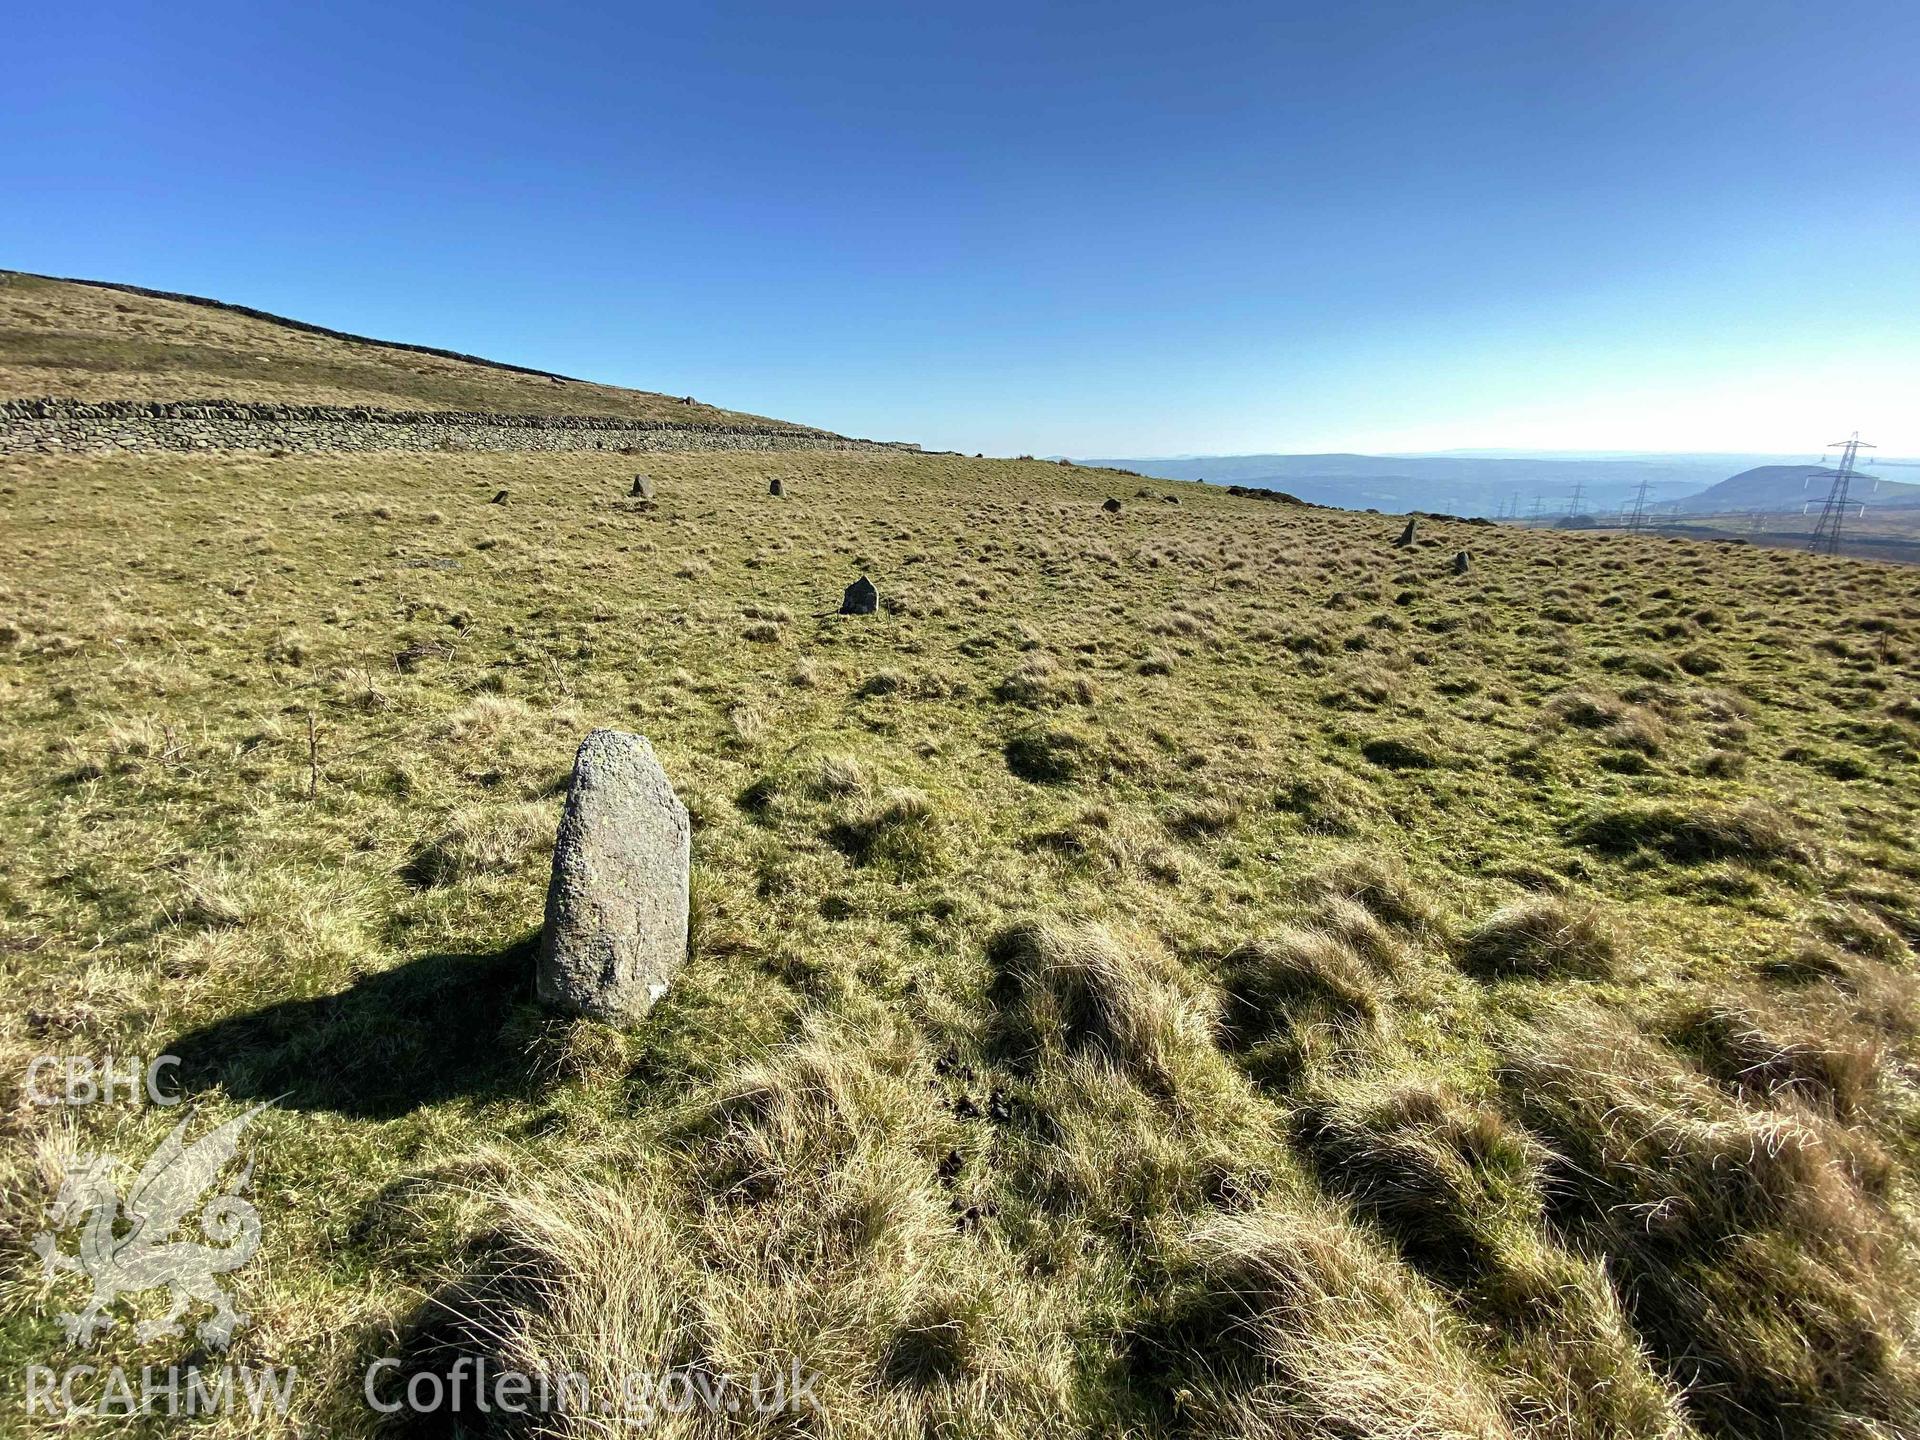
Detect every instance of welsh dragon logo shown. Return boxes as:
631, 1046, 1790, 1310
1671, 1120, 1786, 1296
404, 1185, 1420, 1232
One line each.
31, 1104, 270, 1347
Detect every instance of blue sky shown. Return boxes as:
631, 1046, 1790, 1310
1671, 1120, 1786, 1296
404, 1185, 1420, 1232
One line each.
5, 2, 1916, 457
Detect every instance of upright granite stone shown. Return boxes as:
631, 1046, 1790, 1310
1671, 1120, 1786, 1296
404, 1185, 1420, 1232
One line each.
538, 730, 690, 1022
630, 473, 655, 499
1453, 549, 1472, 575
768, 477, 784, 496
840, 575, 879, 615
1395, 517, 1417, 547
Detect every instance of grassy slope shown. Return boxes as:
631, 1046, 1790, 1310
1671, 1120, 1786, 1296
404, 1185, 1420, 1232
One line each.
0, 271, 822, 430
1637, 509, 1920, 567
1, 445, 1918, 1438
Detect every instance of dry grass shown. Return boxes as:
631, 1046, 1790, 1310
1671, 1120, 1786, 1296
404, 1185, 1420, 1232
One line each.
1460, 895, 1620, 980
0, 271, 815, 428
2, 427, 1919, 1438
1164, 1203, 1515, 1440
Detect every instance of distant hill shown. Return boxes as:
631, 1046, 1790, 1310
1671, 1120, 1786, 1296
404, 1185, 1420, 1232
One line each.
1670, 464, 1920, 515
1077, 451, 1731, 518
0, 270, 824, 432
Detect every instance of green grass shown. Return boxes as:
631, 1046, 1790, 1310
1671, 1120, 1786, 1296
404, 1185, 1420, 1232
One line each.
2, 442, 1919, 1437
0, 271, 818, 430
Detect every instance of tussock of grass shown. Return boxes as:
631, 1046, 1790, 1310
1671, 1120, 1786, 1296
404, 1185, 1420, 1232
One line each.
1360, 733, 1441, 770
1165, 792, 1241, 839
1290, 1080, 1540, 1285
1813, 900, 1912, 962
1220, 928, 1390, 1088
1543, 687, 1625, 728
7, 435, 1920, 1438
827, 786, 942, 871
1668, 992, 1885, 1118
1023, 804, 1185, 885
989, 920, 1216, 1092
1224, 929, 1384, 1034
1499, 1006, 1920, 1435
401, 800, 553, 888
1303, 853, 1446, 938
1570, 799, 1811, 866
1004, 723, 1091, 783
812, 752, 867, 797
1274, 764, 1377, 835
995, 652, 1091, 707
167, 867, 250, 930
1316, 893, 1417, 974
1459, 895, 1619, 980
1162, 1204, 1514, 1440
692, 1016, 944, 1197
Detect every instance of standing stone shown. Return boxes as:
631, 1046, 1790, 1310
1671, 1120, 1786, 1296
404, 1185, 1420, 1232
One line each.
1453, 550, 1471, 575
490, 490, 509, 505
630, 474, 654, 499
1395, 517, 1417, 547
769, 477, 784, 496
840, 575, 879, 615
1102, 497, 1122, 513
538, 730, 690, 1022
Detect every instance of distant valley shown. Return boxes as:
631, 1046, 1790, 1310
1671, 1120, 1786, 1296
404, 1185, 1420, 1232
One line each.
1080, 450, 1920, 519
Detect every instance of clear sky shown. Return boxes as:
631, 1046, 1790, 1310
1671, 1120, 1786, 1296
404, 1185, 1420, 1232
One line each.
5, 2, 1916, 458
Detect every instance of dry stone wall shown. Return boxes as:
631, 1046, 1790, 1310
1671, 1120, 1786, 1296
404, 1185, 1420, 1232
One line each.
0, 398, 915, 458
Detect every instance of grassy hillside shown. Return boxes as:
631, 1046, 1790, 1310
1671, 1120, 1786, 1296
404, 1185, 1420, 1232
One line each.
1674, 465, 1920, 516
0, 271, 823, 431
1639, 511, 1920, 568
3, 442, 1919, 1438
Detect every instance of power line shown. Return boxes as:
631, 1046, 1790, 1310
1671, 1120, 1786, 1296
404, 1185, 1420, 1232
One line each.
1566, 480, 1586, 518
1624, 475, 1653, 532
1807, 433, 1875, 558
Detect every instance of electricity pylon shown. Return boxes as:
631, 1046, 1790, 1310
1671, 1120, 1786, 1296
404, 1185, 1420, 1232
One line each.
1567, 480, 1587, 518
1806, 434, 1875, 558
1624, 476, 1653, 532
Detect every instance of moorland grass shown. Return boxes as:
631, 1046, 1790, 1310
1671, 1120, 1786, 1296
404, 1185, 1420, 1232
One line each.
2, 440, 1919, 1437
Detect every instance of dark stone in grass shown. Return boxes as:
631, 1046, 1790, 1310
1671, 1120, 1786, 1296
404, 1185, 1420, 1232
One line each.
630, 474, 654, 499
768, 477, 784, 496
1396, 518, 1417, 547
1453, 550, 1471, 574
489, 490, 508, 504
840, 575, 879, 615
1102, 496, 1122, 513
538, 729, 690, 1023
